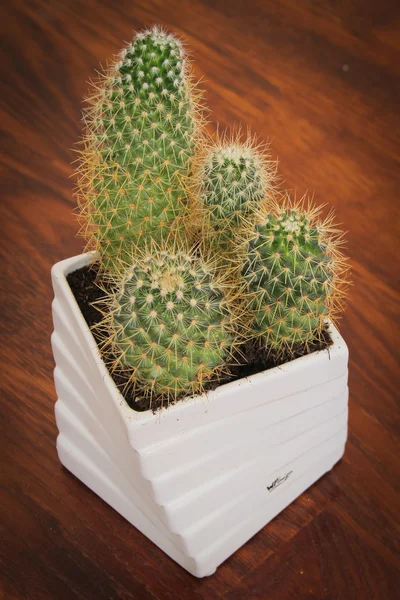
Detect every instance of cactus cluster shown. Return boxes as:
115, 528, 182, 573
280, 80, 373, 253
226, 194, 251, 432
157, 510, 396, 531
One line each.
76, 25, 349, 406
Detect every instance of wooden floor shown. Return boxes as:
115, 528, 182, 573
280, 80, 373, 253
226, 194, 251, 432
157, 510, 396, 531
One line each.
1, 1, 399, 598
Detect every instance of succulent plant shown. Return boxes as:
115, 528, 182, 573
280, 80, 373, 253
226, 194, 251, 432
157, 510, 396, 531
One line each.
74, 25, 350, 406
77, 25, 204, 273
99, 246, 236, 403
193, 134, 274, 257
243, 196, 349, 353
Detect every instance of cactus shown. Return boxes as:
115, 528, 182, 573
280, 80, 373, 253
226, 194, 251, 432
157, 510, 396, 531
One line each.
98, 247, 236, 403
72, 25, 350, 406
243, 196, 349, 353
193, 134, 274, 257
77, 26, 204, 273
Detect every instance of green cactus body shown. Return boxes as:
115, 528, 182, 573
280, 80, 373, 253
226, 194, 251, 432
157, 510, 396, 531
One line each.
195, 141, 272, 255
109, 249, 233, 401
78, 26, 201, 273
244, 204, 338, 351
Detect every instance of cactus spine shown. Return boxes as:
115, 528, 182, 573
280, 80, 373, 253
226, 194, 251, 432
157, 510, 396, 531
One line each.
99, 247, 235, 403
243, 196, 349, 353
77, 26, 204, 273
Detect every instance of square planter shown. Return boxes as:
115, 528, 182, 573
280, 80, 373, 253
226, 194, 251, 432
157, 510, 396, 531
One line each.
51, 252, 349, 578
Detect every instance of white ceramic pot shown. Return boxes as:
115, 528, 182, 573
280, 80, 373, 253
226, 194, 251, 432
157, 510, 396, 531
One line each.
51, 252, 349, 578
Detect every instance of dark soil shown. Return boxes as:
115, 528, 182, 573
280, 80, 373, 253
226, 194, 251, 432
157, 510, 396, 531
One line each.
67, 264, 332, 413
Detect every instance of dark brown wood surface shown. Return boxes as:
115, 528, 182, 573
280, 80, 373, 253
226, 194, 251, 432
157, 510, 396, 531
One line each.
1, 1, 399, 598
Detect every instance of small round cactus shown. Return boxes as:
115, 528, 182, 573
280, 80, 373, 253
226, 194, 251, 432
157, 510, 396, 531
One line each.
102, 248, 235, 403
77, 26, 204, 273
243, 197, 348, 353
193, 134, 274, 255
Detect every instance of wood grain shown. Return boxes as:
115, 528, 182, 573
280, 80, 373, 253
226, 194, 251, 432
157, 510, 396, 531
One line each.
1, 1, 399, 598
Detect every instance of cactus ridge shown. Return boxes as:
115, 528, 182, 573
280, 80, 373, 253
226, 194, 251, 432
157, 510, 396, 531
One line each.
244, 196, 349, 353
76, 26, 205, 273
95, 246, 236, 403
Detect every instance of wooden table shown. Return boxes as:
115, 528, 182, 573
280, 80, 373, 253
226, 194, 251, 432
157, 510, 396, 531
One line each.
1, 1, 399, 598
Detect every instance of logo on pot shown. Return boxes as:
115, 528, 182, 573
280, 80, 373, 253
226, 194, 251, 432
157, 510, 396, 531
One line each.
267, 471, 293, 492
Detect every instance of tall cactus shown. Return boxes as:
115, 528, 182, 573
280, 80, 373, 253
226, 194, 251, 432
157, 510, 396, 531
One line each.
77, 26, 204, 273
98, 246, 236, 404
243, 196, 349, 353
193, 134, 274, 257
